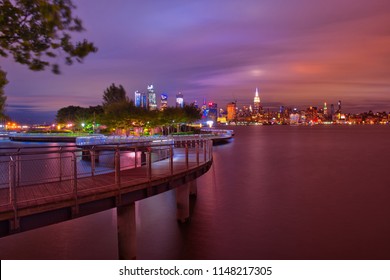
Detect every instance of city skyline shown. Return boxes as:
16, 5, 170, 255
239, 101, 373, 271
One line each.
2, 0, 390, 123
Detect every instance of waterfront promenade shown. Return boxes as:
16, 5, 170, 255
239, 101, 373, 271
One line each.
0, 138, 214, 259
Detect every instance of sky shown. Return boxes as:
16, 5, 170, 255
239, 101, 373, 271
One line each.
2, 0, 390, 123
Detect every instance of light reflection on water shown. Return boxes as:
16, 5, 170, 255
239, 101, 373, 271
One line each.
1, 126, 390, 259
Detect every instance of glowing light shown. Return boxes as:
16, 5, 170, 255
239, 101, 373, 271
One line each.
251, 69, 264, 76
254, 88, 260, 103
206, 120, 214, 128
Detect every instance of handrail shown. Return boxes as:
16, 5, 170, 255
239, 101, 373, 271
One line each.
0, 139, 214, 220
75, 134, 217, 146
0, 145, 77, 157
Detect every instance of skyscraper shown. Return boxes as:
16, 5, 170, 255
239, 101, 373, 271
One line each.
147, 85, 157, 111
207, 102, 218, 125
134, 90, 141, 107
253, 87, 261, 114
135, 90, 148, 109
324, 102, 328, 117
176, 92, 184, 108
336, 100, 342, 120
160, 93, 168, 111
201, 97, 207, 119
227, 102, 236, 122
141, 92, 148, 109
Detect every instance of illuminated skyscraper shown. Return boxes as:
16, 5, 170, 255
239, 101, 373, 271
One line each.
324, 102, 328, 116
135, 90, 148, 109
227, 102, 236, 122
134, 90, 141, 107
253, 87, 261, 114
201, 97, 207, 119
160, 93, 168, 111
176, 92, 184, 108
141, 92, 148, 109
147, 85, 157, 111
207, 102, 218, 125
201, 97, 207, 110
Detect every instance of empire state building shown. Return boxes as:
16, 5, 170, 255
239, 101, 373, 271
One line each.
253, 87, 261, 114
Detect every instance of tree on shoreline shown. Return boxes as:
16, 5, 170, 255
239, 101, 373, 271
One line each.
55, 83, 202, 135
56, 105, 103, 131
56, 102, 202, 135
0, 0, 97, 74
0, 68, 8, 119
0, 0, 97, 122
102, 83, 128, 107
103, 100, 143, 135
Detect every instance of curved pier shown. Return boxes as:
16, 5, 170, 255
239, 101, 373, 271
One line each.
0, 139, 213, 259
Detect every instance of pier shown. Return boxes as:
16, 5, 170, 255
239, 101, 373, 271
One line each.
0, 138, 213, 259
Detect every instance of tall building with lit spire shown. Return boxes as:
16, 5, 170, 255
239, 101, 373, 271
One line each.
324, 102, 328, 116
253, 87, 261, 114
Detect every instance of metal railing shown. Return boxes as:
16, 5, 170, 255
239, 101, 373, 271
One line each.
0, 139, 213, 211
75, 134, 219, 146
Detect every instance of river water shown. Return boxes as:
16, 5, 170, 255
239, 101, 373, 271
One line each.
0, 125, 390, 260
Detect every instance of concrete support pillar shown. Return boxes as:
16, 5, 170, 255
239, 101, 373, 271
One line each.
117, 202, 137, 260
176, 184, 190, 223
189, 180, 198, 197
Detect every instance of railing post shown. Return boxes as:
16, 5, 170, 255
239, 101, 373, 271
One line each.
203, 140, 207, 162
209, 140, 212, 161
8, 156, 20, 232
147, 147, 152, 180
185, 142, 189, 169
207, 140, 213, 161
90, 148, 95, 177
59, 147, 63, 181
115, 147, 121, 186
71, 152, 78, 216
134, 147, 138, 168
16, 149, 21, 187
8, 157, 16, 207
196, 141, 199, 166
170, 145, 173, 175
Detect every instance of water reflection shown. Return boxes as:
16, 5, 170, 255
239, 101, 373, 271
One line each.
1, 126, 390, 259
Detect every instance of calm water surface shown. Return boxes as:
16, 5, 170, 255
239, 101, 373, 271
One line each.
1, 126, 390, 259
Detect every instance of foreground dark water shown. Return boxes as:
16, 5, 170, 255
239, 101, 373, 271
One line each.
1, 125, 390, 259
